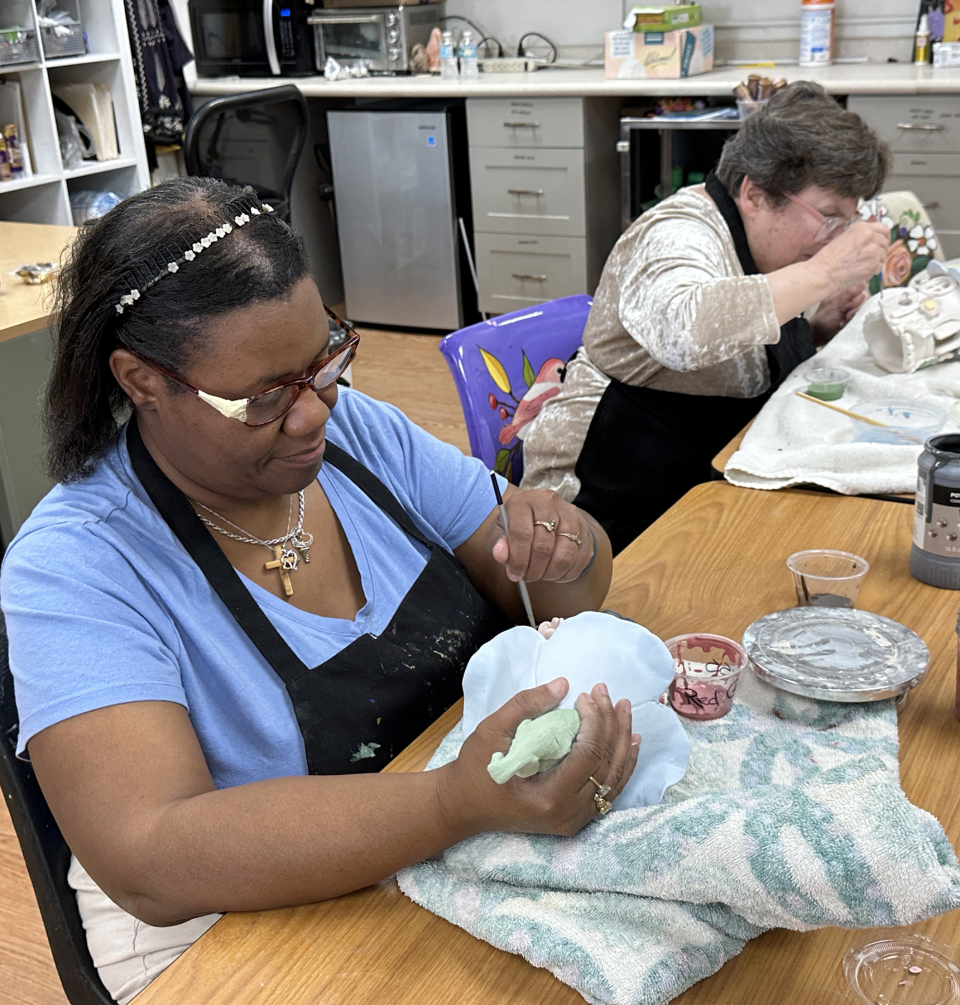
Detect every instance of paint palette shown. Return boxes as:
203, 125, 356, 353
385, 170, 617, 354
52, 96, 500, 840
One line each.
844, 934, 960, 1005
742, 607, 929, 702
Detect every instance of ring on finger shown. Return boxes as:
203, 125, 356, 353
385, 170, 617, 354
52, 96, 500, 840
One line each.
533, 519, 557, 534
557, 530, 582, 547
589, 775, 611, 798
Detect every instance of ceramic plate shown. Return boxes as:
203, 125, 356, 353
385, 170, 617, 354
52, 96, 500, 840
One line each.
741, 607, 929, 702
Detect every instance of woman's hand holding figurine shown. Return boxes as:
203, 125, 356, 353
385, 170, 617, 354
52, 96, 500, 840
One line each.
440, 677, 640, 839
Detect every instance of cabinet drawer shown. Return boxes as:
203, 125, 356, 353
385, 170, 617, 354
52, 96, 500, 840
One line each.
848, 96, 960, 154
884, 175, 960, 231
890, 153, 960, 177
470, 147, 585, 237
475, 233, 587, 314
467, 98, 584, 149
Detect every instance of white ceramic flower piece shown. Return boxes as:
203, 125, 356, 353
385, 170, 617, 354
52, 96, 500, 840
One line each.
462, 610, 690, 809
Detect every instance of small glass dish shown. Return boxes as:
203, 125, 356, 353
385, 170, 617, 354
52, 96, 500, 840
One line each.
843, 932, 960, 1005
849, 398, 947, 446
804, 365, 850, 401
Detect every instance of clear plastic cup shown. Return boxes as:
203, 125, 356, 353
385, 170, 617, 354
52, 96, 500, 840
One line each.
737, 98, 768, 119
786, 549, 870, 608
665, 633, 747, 721
804, 365, 850, 401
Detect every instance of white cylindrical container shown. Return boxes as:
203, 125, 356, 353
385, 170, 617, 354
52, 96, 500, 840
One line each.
799, 0, 835, 67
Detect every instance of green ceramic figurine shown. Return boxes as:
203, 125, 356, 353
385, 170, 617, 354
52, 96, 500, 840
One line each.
487, 708, 582, 784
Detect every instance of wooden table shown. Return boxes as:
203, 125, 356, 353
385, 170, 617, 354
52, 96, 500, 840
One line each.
135, 481, 960, 1005
0, 221, 76, 345
0, 221, 77, 545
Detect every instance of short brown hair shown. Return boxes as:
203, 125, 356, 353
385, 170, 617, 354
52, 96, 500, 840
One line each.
716, 81, 891, 206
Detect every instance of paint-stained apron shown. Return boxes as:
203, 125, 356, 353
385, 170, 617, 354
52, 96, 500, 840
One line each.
572, 170, 816, 555
127, 420, 509, 775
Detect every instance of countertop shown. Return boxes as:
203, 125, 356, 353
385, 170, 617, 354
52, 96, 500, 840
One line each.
0, 221, 77, 344
189, 63, 960, 99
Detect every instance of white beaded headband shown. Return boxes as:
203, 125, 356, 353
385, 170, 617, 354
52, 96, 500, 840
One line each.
114, 198, 275, 315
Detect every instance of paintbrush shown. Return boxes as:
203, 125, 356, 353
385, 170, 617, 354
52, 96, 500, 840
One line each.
490, 472, 538, 629
794, 390, 923, 444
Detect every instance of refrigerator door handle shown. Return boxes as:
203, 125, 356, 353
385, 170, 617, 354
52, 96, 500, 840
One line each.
264, 0, 281, 75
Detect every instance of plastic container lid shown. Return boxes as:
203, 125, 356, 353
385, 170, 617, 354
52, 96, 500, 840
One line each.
844, 933, 960, 1005
848, 398, 947, 446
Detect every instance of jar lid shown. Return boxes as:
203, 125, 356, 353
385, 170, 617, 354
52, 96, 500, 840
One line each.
843, 933, 960, 1005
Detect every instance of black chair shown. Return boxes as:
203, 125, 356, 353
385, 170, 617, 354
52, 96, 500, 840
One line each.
0, 610, 113, 1005
183, 85, 309, 223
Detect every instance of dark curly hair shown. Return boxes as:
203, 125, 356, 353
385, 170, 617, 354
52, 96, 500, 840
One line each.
45, 177, 311, 483
716, 81, 891, 206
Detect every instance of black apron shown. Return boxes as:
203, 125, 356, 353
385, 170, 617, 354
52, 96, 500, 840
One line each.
126, 421, 510, 775
573, 170, 816, 555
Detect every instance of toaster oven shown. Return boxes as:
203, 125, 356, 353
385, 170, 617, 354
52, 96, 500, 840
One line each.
308, 3, 443, 75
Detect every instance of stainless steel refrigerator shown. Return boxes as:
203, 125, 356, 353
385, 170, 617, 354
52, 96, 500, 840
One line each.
327, 107, 468, 331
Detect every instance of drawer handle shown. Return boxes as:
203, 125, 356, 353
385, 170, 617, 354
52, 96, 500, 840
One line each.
921, 201, 941, 210
507, 188, 544, 196
504, 121, 541, 128
896, 122, 945, 131
512, 273, 547, 281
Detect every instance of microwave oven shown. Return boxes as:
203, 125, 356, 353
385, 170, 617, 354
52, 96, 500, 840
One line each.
189, 0, 316, 77
307, 3, 443, 75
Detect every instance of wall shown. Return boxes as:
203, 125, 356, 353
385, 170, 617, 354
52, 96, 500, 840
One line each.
449, 0, 923, 64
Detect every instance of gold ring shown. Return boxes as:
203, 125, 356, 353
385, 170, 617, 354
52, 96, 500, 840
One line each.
557, 531, 583, 547
533, 520, 557, 533
594, 794, 613, 815
589, 775, 611, 798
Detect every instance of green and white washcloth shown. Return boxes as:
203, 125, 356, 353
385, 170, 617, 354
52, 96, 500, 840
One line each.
397, 669, 960, 1005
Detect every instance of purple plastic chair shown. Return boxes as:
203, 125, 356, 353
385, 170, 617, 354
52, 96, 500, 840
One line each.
439, 295, 593, 484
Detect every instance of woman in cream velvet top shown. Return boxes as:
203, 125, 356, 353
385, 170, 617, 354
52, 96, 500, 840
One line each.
520, 82, 892, 554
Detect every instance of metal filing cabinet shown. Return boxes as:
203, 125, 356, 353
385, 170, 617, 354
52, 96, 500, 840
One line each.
848, 96, 960, 260
466, 97, 621, 315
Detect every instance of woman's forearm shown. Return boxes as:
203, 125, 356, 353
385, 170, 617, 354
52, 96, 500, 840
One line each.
30, 702, 473, 928
765, 260, 835, 327
125, 769, 465, 926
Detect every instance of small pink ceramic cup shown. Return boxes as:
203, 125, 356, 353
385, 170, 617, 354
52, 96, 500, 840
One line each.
664, 633, 748, 721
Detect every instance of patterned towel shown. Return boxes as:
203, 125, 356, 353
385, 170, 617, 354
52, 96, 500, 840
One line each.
397, 669, 960, 1005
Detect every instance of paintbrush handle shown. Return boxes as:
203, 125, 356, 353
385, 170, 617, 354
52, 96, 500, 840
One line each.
495, 500, 538, 628
794, 390, 890, 427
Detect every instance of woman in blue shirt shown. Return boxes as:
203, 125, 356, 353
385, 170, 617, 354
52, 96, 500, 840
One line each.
1, 178, 636, 1001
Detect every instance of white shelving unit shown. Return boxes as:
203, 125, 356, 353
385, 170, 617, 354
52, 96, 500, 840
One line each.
0, 0, 149, 225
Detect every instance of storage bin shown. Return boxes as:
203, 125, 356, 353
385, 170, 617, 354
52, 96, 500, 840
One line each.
0, 26, 39, 65
39, 18, 84, 58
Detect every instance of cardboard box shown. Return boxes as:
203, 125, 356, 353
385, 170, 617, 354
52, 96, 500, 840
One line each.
623, 5, 702, 33
605, 24, 714, 79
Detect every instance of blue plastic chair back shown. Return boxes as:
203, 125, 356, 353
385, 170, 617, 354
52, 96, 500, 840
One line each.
439, 295, 592, 484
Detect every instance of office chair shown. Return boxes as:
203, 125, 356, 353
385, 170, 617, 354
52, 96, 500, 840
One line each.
184, 85, 309, 223
0, 610, 113, 1005
438, 295, 593, 485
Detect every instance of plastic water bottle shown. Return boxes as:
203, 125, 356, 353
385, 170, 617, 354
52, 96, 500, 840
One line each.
459, 28, 478, 81
440, 30, 458, 80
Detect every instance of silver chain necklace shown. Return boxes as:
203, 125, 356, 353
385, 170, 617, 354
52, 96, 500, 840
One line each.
193, 491, 314, 596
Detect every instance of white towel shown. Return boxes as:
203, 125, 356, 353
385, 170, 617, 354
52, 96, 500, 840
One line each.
724, 308, 960, 495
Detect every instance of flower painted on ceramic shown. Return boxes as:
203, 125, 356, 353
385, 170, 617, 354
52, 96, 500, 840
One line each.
882, 239, 913, 288
859, 201, 893, 229
907, 224, 937, 256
